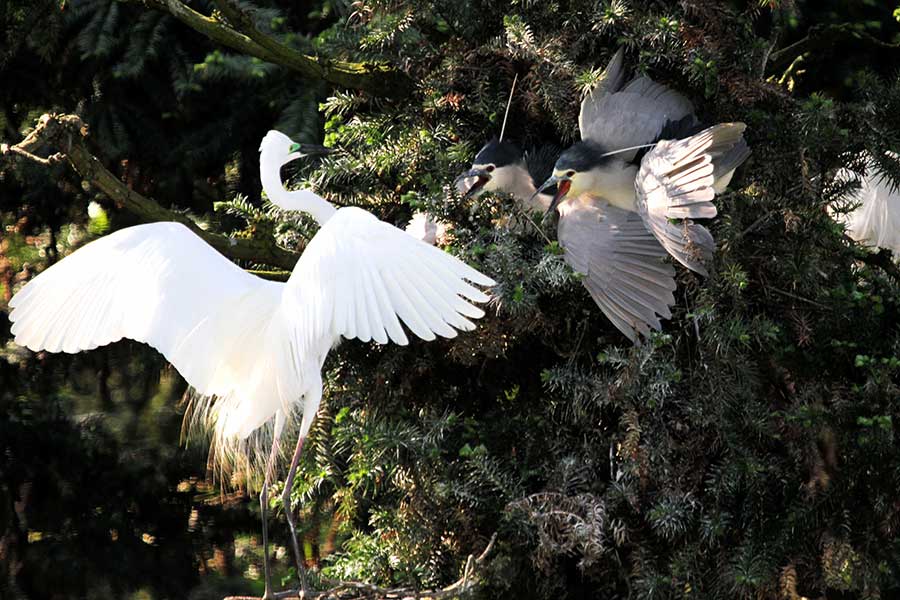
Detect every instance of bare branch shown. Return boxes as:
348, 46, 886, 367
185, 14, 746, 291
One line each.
119, 0, 411, 97
768, 23, 900, 75
1, 113, 299, 271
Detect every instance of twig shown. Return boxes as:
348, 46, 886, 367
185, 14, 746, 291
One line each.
3, 113, 299, 270
768, 23, 900, 75
0, 143, 64, 166
767, 287, 829, 310
736, 209, 775, 239
511, 204, 554, 247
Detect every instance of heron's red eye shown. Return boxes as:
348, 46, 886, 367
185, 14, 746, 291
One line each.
566, 170, 575, 177
486, 165, 495, 173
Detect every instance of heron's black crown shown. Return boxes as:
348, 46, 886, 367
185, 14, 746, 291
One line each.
474, 138, 523, 167
554, 141, 614, 173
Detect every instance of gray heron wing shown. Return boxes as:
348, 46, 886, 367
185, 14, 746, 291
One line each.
634, 123, 747, 276
578, 47, 627, 137
580, 74, 696, 161
557, 198, 677, 344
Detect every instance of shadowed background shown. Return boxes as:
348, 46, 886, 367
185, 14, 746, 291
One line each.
3, 1, 900, 598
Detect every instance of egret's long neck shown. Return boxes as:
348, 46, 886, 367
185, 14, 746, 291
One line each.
261, 158, 337, 225
503, 164, 552, 213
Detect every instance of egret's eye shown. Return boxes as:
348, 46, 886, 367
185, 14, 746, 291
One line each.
566, 170, 576, 178
486, 165, 495, 173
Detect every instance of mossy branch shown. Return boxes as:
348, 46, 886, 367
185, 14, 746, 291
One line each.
1, 113, 299, 271
120, 0, 411, 98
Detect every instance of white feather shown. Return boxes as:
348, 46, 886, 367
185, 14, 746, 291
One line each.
8, 131, 495, 475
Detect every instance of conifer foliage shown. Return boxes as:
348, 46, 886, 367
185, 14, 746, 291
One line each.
2, 1, 900, 598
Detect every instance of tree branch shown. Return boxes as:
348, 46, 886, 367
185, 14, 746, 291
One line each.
223, 533, 497, 600
1, 113, 299, 271
768, 23, 900, 75
120, 0, 411, 98
854, 245, 900, 285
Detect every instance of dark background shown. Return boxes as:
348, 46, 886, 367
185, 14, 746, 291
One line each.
3, 1, 900, 598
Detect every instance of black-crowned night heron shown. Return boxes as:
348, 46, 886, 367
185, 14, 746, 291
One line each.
530, 47, 750, 343
456, 138, 554, 212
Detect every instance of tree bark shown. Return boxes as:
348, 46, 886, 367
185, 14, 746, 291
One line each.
120, 0, 412, 98
1, 113, 299, 271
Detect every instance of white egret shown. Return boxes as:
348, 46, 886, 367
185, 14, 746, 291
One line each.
531, 48, 749, 343
8, 130, 495, 598
832, 151, 900, 257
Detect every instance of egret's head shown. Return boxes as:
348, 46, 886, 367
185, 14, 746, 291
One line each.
534, 142, 613, 214
259, 130, 304, 168
455, 137, 524, 198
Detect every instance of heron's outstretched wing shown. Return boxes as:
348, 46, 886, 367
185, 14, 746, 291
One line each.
557, 197, 676, 344
8, 222, 298, 438
288, 206, 494, 348
634, 123, 746, 276
580, 60, 696, 160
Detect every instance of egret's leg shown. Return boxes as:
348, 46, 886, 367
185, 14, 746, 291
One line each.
260, 434, 280, 600
282, 433, 308, 594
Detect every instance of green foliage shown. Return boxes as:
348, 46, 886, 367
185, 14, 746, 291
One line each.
3, 0, 900, 599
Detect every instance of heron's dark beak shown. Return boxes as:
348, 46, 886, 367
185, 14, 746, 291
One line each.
535, 175, 572, 216
454, 168, 491, 198
289, 143, 335, 157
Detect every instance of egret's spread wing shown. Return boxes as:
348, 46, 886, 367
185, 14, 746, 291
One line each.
580, 76, 696, 161
557, 198, 676, 344
8, 222, 295, 438
288, 206, 494, 347
634, 123, 746, 276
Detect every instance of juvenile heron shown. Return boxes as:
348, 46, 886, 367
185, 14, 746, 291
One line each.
8, 130, 495, 598
533, 48, 750, 343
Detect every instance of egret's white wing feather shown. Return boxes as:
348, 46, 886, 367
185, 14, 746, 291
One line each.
287, 206, 494, 349
834, 153, 900, 255
8, 222, 300, 441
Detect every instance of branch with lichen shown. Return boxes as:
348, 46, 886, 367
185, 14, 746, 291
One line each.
1, 113, 299, 271
117, 0, 411, 98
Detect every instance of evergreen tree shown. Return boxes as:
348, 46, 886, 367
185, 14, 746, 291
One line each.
2, 1, 900, 598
